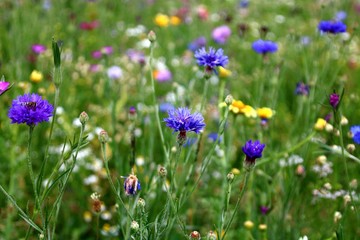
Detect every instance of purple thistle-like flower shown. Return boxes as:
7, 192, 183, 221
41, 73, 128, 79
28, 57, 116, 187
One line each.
318, 21, 346, 34
31, 44, 47, 54
242, 140, 265, 168
0, 81, 11, 96
295, 82, 310, 96
252, 40, 278, 54
350, 125, 360, 144
8, 93, 54, 126
124, 174, 141, 196
164, 107, 205, 134
329, 93, 340, 109
194, 47, 229, 72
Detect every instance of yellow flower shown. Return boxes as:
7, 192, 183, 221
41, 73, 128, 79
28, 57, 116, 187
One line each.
229, 100, 245, 114
30, 70, 43, 83
231, 168, 240, 175
257, 107, 274, 119
83, 211, 92, 223
170, 16, 181, 25
102, 223, 111, 232
258, 224, 267, 231
241, 105, 257, 118
314, 118, 327, 130
154, 14, 169, 27
244, 220, 254, 230
218, 67, 232, 78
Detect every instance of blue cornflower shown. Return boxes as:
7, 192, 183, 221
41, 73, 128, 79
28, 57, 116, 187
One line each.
335, 11, 347, 21
164, 107, 205, 144
242, 140, 265, 169
318, 21, 346, 34
124, 174, 141, 196
252, 39, 278, 54
295, 82, 310, 96
350, 125, 360, 144
188, 36, 207, 52
8, 93, 54, 126
194, 47, 228, 73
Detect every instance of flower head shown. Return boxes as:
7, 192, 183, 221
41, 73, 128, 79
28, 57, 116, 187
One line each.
153, 69, 172, 82
212, 25, 232, 44
0, 81, 11, 96
350, 125, 360, 144
318, 21, 346, 34
188, 37, 207, 52
8, 93, 54, 126
295, 82, 310, 96
79, 20, 99, 31
154, 13, 170, 27
194, 47, 228, 73
31, 44, 47, 54
257, 107, 274, 120
124, 174, 141, 196
30, 70, 43, 83
329, 93, 340, 109
107, 66, 123, 80
242, 140, 265, 168
252, 39, 278, 54
314, 118, 327, 130
164, 107, 205, 145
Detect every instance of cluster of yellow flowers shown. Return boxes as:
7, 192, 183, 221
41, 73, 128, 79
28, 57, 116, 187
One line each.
223, 98, 274, 120
154, 13, 181, 27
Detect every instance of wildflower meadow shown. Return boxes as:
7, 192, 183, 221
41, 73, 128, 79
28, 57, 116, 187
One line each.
1, 0, 360, 239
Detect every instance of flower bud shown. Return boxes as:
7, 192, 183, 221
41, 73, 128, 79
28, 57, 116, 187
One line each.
158, 166, 167, 178
350, 179, 358, 189
137, 198, 146, 208
190, 231, 201, 239
347, 144, 355, 153
244, 220, 254, 230
334, 211, 342, 223
79, 111, 89, 125
131, 220, 140, 231
99, 130, 109, 143
207, 231, 217, 240
148, 30, 157, 42
227, 172, 234, 182
128, 106, 137, 121
225, 94, 234, 106
258, 224, 267, 231
90, 192, 102, 213
343, 194, 351, 206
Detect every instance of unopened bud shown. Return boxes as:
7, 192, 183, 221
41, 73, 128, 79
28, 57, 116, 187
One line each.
343, 194, 351, 205
350, 179, 358, 189
244, 220, 254, 230
190, 230, 201, 239
128, 106, 137, 121
91, 192, 102, 213
316, 155, 327, 165
295, 165, 305, 176
258, 224, 267, 231
207, 231, 217, 240
225, 94, 234, 106
325, 123, 333, 132
334, 211, 342, 223
131, 220, 140, 231
148, 30, 156, 42
137, 198, 146, 208
340, 116, 348, 125
227, 172, 234, 182
158, 166, 167, 178
79, 111, 89, 125
99, 130, 109, 143
347, 144, 355, 153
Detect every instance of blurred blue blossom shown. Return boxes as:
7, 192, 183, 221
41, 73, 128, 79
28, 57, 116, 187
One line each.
252, 39, 278, 54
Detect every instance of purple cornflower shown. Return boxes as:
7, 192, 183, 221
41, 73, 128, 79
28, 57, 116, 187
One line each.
159, 102, 175, 112
242, 140, 265, 169
107, 66, 123, 79
194, 47, 228, 74
295, 82, 310, 96
318, 21, 346, 34
126, 49, 146, 66
252, 40, 278, 55
350, 125, 360, 144
31, 44, 46, 54
212, 25, 232, 44
260, 206, 270, 215
335, 11, 347, 21
164, 107, 205, 145
123, 174, 141, 196
101, 46, 113, 55
154, 69, 172, 82
8, 93, 54, 126
92, 50, 102, 59
188, 37, 207, 52
239, 0, 249, 8
329, 93, 340, 109
0, 81, 11, 96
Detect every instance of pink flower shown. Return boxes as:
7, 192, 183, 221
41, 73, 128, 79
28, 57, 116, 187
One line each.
0, 81, 11, 96
212, 25, 231, 44
79, 20, 99, 31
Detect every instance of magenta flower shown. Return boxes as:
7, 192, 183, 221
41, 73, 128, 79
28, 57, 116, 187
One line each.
92, 50, 102, 59
31, 44, 46, 54
155, 69, 172, 82
212, 25, 231, 44
0, 81, 11, 96
79, 20, 99, 31
329, 93, 340, 109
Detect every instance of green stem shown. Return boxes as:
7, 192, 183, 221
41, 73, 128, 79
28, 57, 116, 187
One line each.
218, 179, 233, 240
171, 144, 183, 192
149, 42, 169, 165
221, 171, 250, 240
101, 142, 134, 221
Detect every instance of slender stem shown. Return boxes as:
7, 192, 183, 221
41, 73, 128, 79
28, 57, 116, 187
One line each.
218, 179, 233, 240
101, 142, 134, 220
149, 42, 169, 165
221, 171, 250, 240
171, 144, 183, 192
200, 78, 209, 113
